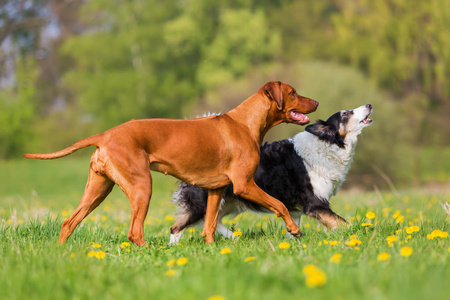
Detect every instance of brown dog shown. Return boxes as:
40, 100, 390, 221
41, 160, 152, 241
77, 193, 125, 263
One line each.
24, 81, 318, 245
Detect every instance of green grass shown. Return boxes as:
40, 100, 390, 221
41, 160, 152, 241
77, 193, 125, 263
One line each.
1, 159, 449, 300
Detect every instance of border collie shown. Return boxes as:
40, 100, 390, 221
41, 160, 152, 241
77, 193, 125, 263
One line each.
169, 104, 373, 244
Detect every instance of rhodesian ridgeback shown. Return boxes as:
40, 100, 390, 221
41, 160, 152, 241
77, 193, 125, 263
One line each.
24, 81, 318, 245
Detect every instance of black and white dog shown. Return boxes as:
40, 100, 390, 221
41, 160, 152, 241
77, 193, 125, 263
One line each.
169, 105, 373, 244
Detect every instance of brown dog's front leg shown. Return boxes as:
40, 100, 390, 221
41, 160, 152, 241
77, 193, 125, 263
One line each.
202, 188, 225, 244
233, 180, 303, 237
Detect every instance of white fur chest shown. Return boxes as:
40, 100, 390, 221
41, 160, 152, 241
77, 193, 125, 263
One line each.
292, 132, 356, 201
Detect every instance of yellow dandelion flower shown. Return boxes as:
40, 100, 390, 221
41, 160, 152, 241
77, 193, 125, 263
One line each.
410, 226, 420, 232
87, 251, 96, 258
92, 243, 101, 248
396, 216, 405, 223
354, 247, 360, 250
177, 257, 188, 266
400, 246, 413, 257
281, 229, 287, 235
167, 259, 176, 267
323, 240, 329, 245
101, 216, 107, 222
305, 223, 310, 228
393, 210, 401, 219
405, 227, 414, 234
302, 244, 307, 249
95, 251, 106, 259
377, 252, 390, 261
303, 264, 318, 275
349, 234, 357, 239
386, 236, 398, 243
382, 207, 392, 217
362, 223, 373, 227
406, 235, 412, 239
244, 256, 256, 263
329, 241, 340, 246
344, 204, 351, 211
233, 231, 242, 237
220, 248, 231, 255
329, 253, 342, 264
188, 228, 196, 233
208, 295, 226, 300
120, 242, 130, 249
366, 212, 376, 219
346, 239, 362, 247
318, 242, 322, 246
165, 270, 176, 277
278, 242, 290, 249
427, 229, 448, 239
70, 253, 76, 258
164, 215, 174, 221
448, 246, 450, 252
303, 265, 327, 288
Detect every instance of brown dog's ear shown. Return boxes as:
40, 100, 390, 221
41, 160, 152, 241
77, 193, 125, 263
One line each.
264, 81, 283, 110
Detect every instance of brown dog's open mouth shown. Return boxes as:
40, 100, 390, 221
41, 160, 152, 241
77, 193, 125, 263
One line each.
289, 111, 310, 125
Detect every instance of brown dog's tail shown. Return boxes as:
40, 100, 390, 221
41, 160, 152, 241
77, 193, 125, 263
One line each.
23, 133, 103, 160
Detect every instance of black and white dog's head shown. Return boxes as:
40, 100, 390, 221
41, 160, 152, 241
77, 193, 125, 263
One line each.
305, 104, 373, 148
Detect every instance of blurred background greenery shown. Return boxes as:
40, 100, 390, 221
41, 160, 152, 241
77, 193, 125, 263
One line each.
1, 0, 449, 188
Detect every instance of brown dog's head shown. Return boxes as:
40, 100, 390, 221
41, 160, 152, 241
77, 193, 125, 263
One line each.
261, 81, 318, 125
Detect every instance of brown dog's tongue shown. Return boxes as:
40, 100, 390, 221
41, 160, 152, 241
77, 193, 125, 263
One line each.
290, 111, 310, 124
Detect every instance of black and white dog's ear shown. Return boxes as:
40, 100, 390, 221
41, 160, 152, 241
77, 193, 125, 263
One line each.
305, 120, 345, 148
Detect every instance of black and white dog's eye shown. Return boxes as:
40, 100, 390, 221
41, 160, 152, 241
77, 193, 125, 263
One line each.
342, 111, 353, 116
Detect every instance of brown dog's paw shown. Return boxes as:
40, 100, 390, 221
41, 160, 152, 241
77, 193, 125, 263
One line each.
288, 229, 303, 238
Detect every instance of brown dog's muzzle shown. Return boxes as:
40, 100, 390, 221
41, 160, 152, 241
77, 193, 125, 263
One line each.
287, 97, 318, 125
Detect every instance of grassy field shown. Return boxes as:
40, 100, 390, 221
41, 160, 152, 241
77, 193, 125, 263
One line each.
1, 158, 449, 300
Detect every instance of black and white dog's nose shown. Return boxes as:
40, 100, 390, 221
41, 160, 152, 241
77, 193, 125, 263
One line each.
366, 104, 372, 109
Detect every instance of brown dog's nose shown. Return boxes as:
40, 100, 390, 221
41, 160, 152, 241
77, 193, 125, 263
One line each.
312, 100, 319, 107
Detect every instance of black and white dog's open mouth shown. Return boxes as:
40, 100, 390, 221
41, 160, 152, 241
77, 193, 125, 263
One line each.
361, 110, 372, 124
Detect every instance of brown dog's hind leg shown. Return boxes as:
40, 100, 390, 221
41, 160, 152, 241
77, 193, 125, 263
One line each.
203, 188, 225, 244
123, 174, 152, 247
58, 169, 114, 244
100, 151, 153, 247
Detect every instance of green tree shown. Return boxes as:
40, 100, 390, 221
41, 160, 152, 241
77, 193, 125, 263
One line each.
197, 8, 281, 90
61, 0, 281, 131
0, 58, 37, 158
